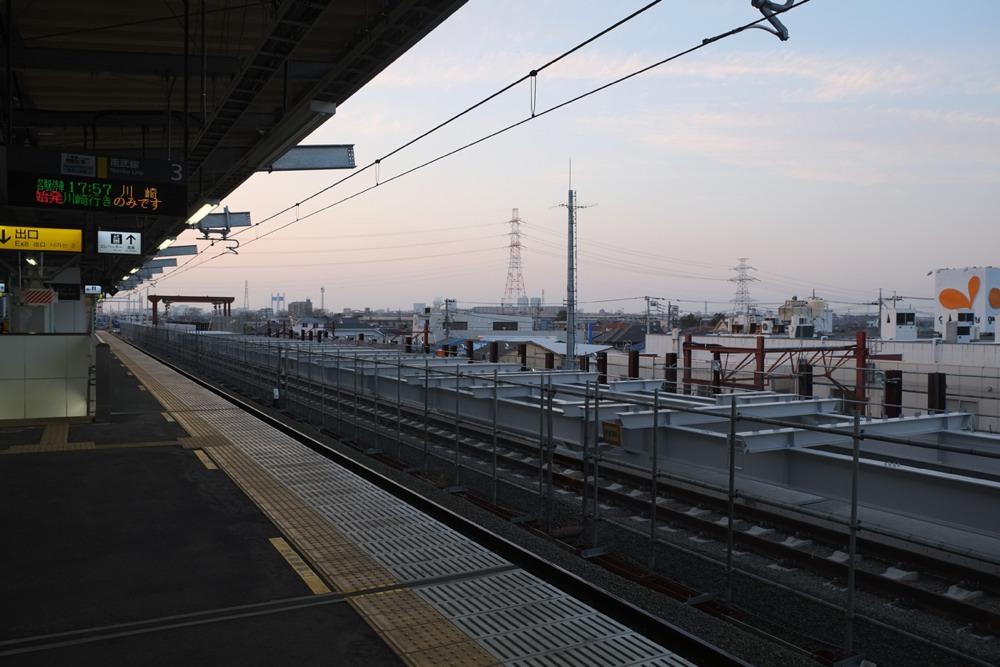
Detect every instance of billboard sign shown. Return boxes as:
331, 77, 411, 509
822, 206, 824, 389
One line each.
933, 267, 1000, 336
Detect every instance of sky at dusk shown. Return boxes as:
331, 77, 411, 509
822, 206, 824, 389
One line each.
138, 0, 1000, 318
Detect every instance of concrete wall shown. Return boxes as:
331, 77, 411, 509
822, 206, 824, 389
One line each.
0, 334, 92, 419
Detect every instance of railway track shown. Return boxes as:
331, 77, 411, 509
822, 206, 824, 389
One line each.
277, 368, 1000, 658
142, 341, 1000, 665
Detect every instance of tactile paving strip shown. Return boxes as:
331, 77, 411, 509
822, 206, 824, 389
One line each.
416, 569, 696, 666
104, 337, 499, 665
0, 422, 95, 454
104, 336, 695, 666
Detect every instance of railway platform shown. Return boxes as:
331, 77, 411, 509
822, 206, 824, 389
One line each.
0, 334, 717, 667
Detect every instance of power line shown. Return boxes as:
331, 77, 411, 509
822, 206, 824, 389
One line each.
139, 1, 812, 290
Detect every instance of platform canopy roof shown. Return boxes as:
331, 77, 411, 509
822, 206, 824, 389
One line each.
0, 0, 467, 294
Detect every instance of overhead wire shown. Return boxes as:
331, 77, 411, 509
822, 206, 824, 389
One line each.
145, 0, 813, 291
236, 233, 500, 256
258, 220, 500, 243
194, 245, 499, 270
229, 0, 670, 243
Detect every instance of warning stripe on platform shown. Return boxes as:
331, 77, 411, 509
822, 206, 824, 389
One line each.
22, 289, 56, 304
269, 537, 331, 595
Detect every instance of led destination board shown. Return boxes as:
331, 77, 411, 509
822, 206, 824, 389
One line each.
6, 148, 186, 217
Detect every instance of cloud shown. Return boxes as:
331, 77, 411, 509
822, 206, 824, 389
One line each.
662, 51, 928, 101
384, 37, 997, 108
556, 47, 1000, 186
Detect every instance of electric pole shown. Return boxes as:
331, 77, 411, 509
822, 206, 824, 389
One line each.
645, 296, 664, 334
565, 189, 578, 370
560, 164, 591, 370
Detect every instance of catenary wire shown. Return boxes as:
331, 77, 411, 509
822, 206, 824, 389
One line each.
144, 1, 813, 293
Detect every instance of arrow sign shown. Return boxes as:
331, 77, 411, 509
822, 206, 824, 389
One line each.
97, 230, 141, 255
0, 225, 82, 252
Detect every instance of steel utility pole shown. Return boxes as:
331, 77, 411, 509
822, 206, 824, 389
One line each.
565, 188, 577, 370
561, 164, 591, 371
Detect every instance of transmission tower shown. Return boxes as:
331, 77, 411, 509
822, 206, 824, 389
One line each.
243, 280, 250, 311
729, 258, 759, 318
501, 208, 527, 313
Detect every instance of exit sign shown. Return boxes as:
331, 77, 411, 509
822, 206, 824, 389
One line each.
0, 224, 82, 252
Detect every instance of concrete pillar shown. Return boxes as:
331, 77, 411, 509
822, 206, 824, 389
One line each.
885, 369, 903, 418
755, 335, 766, 391
854, 330, 868, 413
664, 353, 678, 394
928, 372, 947, 413
682, 334, 693, 395
95, 340, 111, 422
711, 351, 722, 395
628, 350, 639, 379
797, 360, 813, 397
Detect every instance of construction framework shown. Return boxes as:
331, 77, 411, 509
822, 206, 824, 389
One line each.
680, 332, 901, 411
148, 295, 236, 326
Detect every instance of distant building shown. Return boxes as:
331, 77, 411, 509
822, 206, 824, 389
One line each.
777, 296, 832, 338
591, 321, 664, 352
291, 315, 332, 338
414, 306, 533, 345
880, 305, 918, 341
332, 317, 384, 341
288, 299, 313, 318
932, 266, 999, 339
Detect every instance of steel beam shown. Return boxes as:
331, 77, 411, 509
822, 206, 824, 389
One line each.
263, 144, 356, 171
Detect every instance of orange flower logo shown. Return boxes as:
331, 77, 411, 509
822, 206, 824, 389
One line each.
938, 275, 1000, 309
939, 275, 979, 309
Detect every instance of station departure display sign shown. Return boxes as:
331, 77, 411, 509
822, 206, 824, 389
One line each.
5, 148, 186, 217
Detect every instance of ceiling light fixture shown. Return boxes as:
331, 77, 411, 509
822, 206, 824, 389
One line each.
185, 200, 220, 226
